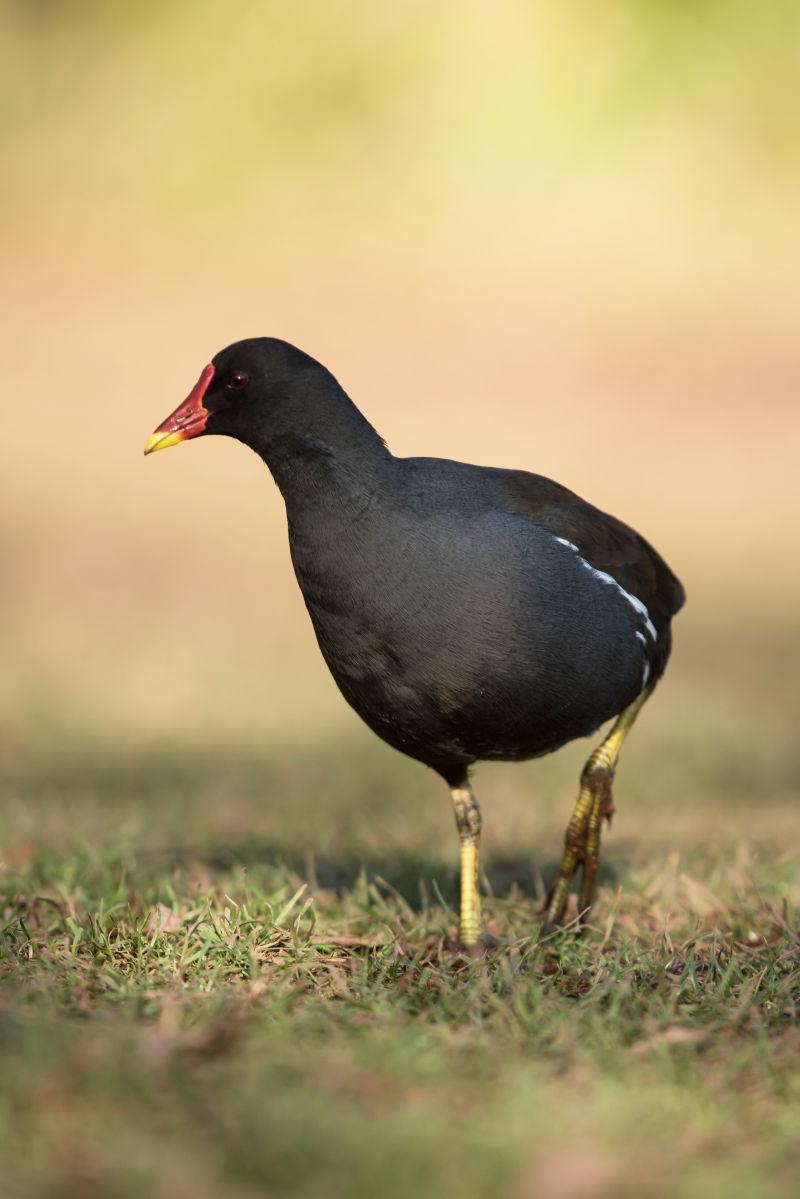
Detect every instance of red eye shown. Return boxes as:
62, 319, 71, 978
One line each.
228, 371, 249, 390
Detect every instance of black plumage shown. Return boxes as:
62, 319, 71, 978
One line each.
146, 337, 685, 944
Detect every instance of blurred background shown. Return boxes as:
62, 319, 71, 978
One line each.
1, 0, 798, 864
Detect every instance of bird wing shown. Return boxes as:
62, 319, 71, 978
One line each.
497, 469, 686, 633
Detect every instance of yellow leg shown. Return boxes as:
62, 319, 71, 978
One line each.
451, 783, 482, 948
545, 687, 652, 930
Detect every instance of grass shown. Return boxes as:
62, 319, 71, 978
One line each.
1, 636, 799, 1199
2, 842, 798, 1199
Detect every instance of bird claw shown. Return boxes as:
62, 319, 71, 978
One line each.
543, 768, 615, 932
451, 929, 502, 958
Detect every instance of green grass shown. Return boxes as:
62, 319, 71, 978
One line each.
2, 841, 798, 1199
1, 645, 799, 1199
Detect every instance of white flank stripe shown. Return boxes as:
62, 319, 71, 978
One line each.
553, 535, 658, 642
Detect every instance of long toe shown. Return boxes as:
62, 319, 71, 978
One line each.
542, 877, 575, 933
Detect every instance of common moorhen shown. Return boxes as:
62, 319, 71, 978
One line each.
145, 338, 685, 946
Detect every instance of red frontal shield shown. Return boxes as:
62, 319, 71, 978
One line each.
144, 364, 215, 455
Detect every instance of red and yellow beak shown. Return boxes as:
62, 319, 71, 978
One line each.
144, 364, 215, 455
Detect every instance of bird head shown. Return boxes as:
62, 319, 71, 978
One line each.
144, 337, 345, 457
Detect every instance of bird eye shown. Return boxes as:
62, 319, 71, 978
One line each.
228, 371, 249, 390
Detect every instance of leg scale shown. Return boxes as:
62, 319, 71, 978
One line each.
451, 784, 482, 948
544, 687, 651, 931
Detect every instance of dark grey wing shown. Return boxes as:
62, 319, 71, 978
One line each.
497, 468, 685, 650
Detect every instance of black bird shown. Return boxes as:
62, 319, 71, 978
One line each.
145, 338, 685, 946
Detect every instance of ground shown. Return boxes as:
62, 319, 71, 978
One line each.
1, 626, 798, 1199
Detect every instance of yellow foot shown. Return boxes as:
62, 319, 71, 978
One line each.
453, 929, 502, 958
543, 686, 650, 932
543, 761, 615, 932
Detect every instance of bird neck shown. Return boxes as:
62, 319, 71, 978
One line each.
246, 398, 392, 522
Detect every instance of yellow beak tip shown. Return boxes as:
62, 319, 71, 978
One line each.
144, 431, 184, 456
